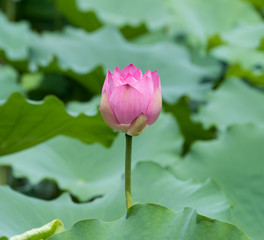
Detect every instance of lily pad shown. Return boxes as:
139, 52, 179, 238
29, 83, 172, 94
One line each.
167, 0, 261, 47
220, 23, 264, 48
0, 113, 183, 200
76, 0, 170, 30
194, 78, 264, 129
10, 220, 64, 240
212, 45, 264, 70
50, 204, 249, 240
0, 13, 30, 60
0, 12, 221, 102
211, 23, 264, 74
169, 124, 264, 240
29, 27, 220, 102
0, 161, 230, 238
0, 65, 23, 99
0, 93, 116, 156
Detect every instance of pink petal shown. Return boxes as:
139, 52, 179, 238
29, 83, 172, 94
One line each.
133, 69, 154, 101
102, 71, 112, 95
151, 71, 161, 91
109, 71, 125, 93
132, 68, 142, 79
114, 67, 124, 78
121, 64, 138, 75
110, 84, 147, 124
124, 74, 138, 86
100, 92, 120, 129
145, 89, 162, 125
143, 69, 152, 79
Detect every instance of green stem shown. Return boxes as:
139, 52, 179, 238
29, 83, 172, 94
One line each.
125, 134, 132, 210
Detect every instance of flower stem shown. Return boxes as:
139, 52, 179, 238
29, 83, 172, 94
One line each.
125, 134, 132, 210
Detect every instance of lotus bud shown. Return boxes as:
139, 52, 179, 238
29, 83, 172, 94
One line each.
100, 64, 162, 136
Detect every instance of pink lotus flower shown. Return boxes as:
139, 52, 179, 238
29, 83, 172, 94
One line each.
100, 64, 162, 136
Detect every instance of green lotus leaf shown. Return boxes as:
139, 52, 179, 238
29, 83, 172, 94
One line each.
169, 124, 264, 240
0, 113, 183, 200
10, 219, 64, 240
167, 0, 261, 48
0, 93, 116, 156
0, 12, 221, 102
0, 12, 30, 60
0, 159, 231, 240
0, 65, 23, 100
194, 78, 264, 129
50, 204, 249, 240
74, 0, 170, 30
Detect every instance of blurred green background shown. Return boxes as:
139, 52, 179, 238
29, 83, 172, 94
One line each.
0, 0, 264, 239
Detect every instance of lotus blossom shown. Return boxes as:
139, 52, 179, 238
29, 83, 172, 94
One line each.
100, 64, 162, 136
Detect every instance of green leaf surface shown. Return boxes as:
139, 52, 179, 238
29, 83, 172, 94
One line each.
212, 45, 264, 70
0, 161, 231, 238
164, 98, 216, 153
29, 27, 220, 102
220, 23, 264, 48
66, 96, 101, 116
55, 0, 260, 50
90, 161, 231, 222
0, 12, 30, 60
230, 65, 264, 87
211, 45, 264, 87
0, 186, 90, 239
0, 113, 183, 200
75, 0, 171, 30
244, 0, 264, 8
10, 219, 64, 240
167, 0, 261, 47
54, 0, 102, 32
0, 11, 221, 102
0, 93, 116, 156
0, 65, 23, 99
169, 124, 264, 240
131, 30, 169, 45
50, 204, 249, 240
194, 78, 264, 129
211, 23, 264, 75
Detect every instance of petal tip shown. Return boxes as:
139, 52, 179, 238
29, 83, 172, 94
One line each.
143, 69, 152, 78
151, 71, 161, 90
122, 64, 138, 75
114, 67, 122, 75
127, 63, 137, 68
